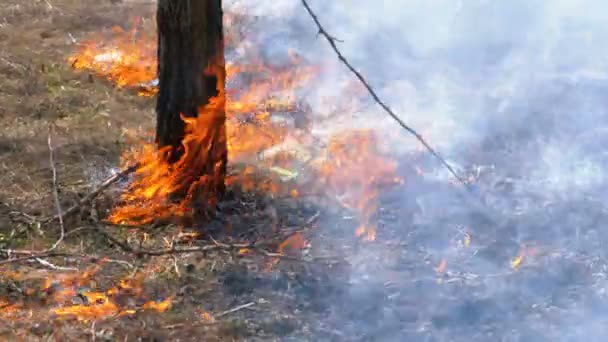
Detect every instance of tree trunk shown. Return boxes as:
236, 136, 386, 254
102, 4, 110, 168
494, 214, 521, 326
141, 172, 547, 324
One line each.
155, 0, 227, 198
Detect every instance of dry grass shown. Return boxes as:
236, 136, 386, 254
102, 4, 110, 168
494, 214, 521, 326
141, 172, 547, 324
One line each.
0, 2, 364, 341
0, 0, 156, 214
0, 1, 315, 340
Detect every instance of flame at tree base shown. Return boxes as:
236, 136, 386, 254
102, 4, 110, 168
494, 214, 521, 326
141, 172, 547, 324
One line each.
109, 94, 227, 226
68, 18, 404, 240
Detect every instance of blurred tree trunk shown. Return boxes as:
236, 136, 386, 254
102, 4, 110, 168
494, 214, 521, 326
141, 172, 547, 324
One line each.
155, 0, 227, 197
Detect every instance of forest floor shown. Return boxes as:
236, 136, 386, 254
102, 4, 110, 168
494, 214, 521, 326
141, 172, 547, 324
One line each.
0, 1, 386, 341
4, 1, 608, 342
0, 1, 292, 340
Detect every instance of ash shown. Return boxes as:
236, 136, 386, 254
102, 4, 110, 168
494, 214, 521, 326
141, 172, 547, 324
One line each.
224, 1, 608, 340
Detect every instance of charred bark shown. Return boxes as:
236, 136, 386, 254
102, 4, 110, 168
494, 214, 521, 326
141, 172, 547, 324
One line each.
155, 0, 227, 197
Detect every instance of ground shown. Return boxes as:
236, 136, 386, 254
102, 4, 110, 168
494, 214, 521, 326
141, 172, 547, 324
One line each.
3, 1, 608, 342
0, 1, 247, 340
0, 1, 357, 340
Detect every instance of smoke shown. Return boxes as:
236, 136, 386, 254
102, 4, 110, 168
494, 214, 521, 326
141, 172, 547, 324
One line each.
223, 0, 608, 340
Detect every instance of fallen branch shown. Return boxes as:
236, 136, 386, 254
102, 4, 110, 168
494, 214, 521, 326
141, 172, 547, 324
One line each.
44, 163, 139, 223
34, 257, 78, 271
0, 252, 79, 266
300, 0, 469, 188
215, 302, 256, 318
0, 131, 70, 261
163, 302, 256, 330
1, 142, 138, 260
94, 225, 342, 263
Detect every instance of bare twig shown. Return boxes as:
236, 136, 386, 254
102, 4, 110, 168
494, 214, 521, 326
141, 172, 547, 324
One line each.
93, 225, 341, 264
93, 224, 136, 253
305, 210, 320, 225
45, 164, 139, 223
162, 322, 217, 329
163, 302, 256, 330
215, 302, 256, 318
34, 257, 78, 271
0, 252, 78, 266
90, 321, 96, 342
47, 127, 65, 251
1, 162, 137, 261
0, 250, 133, 269
300, 0, 469, 188
93, 225, 246, 257
1, 248, 47, 255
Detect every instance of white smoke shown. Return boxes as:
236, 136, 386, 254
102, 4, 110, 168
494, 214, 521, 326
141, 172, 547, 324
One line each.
224, 1, 608, 339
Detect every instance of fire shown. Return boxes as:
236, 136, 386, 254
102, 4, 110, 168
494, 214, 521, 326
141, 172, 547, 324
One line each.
0, 261, 172, 323
278, 233, 310, 256
435, 259, 448, 274
68, 17, 402, 240
52, 291, 121, 321
200, 311, 216, 323
108, 99, 227, 225
511, 254, 524, 269
50, 269, 173, 321
0, 300, 28, 321
142, 296, 173, 313
511, 245, 538, 270
463, 233, 471, 248
69, 23, 157, 96
318, 130, 403, 240
42, 262, 105, 303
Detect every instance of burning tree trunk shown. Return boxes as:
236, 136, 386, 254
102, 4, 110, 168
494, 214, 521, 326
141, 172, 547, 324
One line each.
155, 0, 227, 199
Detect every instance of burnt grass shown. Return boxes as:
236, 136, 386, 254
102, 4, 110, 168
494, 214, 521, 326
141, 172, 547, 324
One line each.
3, 1, 608, 341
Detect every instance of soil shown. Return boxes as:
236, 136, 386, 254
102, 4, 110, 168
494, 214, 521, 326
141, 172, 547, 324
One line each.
2, 1, 608, 342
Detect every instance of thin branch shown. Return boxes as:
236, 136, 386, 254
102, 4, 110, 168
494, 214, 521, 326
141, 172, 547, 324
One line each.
93, 225, 341, 263
93, 224, 247, 257
0, 252, 78, 266
93, 224, 136, 253
215, 302, 255, 318
1, 163, 137, 260
34, 257, 78, 271
300, 0, 469, 188
47, 127, 65, 251
44, 164, 139, 224
163, 302, 256, 330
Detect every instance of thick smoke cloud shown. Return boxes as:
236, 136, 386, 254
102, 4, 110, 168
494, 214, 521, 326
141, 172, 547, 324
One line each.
228, 1, 608, 340
236, 0, 608, 192
232, 0, 601, 167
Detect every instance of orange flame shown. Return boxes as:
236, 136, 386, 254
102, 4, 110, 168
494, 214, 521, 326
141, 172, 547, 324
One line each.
435, 259, 448, 274
278, 233, 310, 256
0, 260, 172, 323
142, 296, 173, 313
200, 311, 216, 323
51, 271, 172, 322
69, 20, 402, 239
108, 94, 227, 225
68, 24, 157, 96
52, 291, 121, 321
318, 130, 403, 240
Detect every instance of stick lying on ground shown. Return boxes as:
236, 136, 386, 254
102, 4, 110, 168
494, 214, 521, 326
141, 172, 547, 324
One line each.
95, 226, 340, 262
300, 0, 469, 188
163, 302, 256, 329
0, 252, 79, 266
44, 163, 139, 223
0, 229, 341, 265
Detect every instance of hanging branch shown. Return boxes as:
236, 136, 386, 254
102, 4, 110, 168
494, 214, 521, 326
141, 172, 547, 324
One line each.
300, 0, 470, 188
